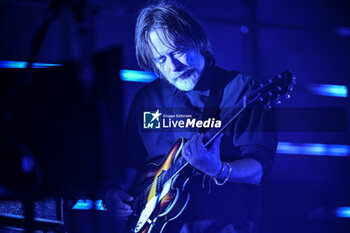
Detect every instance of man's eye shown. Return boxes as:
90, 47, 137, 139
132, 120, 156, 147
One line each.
158, 57, 166, 65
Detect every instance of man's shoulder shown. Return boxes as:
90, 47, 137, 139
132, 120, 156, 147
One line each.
132, 77, 172, 105
215, 67, 252, 90
215, 67, 255, 106
135, 78, 161, 97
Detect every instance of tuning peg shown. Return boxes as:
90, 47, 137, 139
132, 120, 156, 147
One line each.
285, 93, 291, 99
264, 102, 272, 110
268, 92, 273, 96
277, 74, 282, 79
259, 97, 264, 102
277, 86, 282, 92
274, 94, 281, 104
288, 85, 294, 91
292, 76, 296, 81
268, 79, 272, 83
259, 83, 264, 88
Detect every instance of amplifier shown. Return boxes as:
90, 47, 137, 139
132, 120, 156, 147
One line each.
0, 198, 63, 232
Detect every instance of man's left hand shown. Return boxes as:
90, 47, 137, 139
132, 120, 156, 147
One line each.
182, 133, 223, 177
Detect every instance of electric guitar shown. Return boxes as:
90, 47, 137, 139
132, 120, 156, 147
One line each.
128, 70, 296, 233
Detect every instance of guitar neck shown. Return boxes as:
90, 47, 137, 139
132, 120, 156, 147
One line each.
161, 101, 248, 182
204, 104, 247, 148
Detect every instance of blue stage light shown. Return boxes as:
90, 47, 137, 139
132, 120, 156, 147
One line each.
277, 142, 350, 157
72, 199, 107, 211
72, 199, 94, 210
308, 84, 348, 98
335, 27, 350, 38
335, 207, 350, 218
240, 25, 249, 34
21, 155, 35, 174
0, 60, 62, 68
120, 69, 157, 83
95, 199, 107, 211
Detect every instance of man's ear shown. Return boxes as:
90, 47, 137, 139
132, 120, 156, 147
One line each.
153, 68, 164, 79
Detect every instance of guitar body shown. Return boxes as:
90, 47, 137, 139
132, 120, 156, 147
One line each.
138, 187, 190, 233
130, 137, 193, 233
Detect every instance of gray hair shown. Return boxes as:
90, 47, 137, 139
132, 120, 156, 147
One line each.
135, 2, 214, 74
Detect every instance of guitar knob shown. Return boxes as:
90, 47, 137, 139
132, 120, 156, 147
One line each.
268, 79, 272, 83
277, 74, 282, 79
275, 99, 281, 104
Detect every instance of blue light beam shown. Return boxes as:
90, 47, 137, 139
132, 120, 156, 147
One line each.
95, 199, 107, 211
72, 199, 94, 210
277, 142, 350, 157
335, 27, 350, 38
335, 207, 350, 218
72, 199, 107, 211
308, 84, 348, 98
0, 60, 62, 69
120, 69, 157, 83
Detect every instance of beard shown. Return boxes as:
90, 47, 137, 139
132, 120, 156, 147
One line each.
165, 69, 201, 91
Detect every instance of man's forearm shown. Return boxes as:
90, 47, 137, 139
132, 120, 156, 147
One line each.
216, 158, 263, 185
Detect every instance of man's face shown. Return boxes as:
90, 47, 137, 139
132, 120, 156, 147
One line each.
149, 28, 205, 91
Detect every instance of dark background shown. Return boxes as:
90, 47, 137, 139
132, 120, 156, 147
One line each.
0, 0, 349, 232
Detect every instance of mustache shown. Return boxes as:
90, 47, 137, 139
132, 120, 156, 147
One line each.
176, 69, 195, 79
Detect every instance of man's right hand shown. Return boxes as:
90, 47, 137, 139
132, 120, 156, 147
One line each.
105, 188, 134, 221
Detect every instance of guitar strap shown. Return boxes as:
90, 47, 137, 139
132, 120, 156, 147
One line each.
199, 67, 239, 133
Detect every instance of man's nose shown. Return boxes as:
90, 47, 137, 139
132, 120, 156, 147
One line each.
168, 56, 184, 72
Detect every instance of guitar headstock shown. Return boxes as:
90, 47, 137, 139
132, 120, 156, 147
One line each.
246, 70, 296, 109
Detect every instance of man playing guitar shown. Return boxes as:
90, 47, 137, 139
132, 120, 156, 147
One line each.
105, 2, 279, 233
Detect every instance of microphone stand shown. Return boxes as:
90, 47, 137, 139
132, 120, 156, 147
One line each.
1, 1, 68, 233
